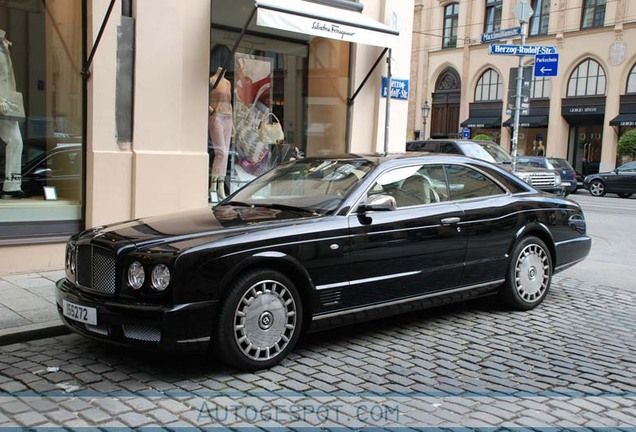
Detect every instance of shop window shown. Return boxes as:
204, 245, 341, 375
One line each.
581, 0, 606, 29
484, 0, 503, 33
529, 0, 550, 36
627, 63, 636, 94
0, 0, 83, 239
567, 59, 606, 97
442, 3, 459, 49
475, 69, 503, 101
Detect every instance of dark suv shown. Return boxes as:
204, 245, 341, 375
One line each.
406, 139, 565, 196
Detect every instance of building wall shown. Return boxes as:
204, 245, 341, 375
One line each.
410, 0, 636, 172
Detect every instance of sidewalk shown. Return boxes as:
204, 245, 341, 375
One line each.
0, 269, 69, 346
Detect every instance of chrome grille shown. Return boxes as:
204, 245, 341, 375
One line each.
527, 172, 557, 187
76, 245, 116, 295
123, 325, 161, 343
85, 324, 109, 336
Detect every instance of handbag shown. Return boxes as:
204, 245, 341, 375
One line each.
259, 112, 284, 144
0, 91, 25, 120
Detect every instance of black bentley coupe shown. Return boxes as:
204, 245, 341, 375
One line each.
56, 154, 591, 370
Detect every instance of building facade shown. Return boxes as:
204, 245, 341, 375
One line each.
410, 0, 636, 177
0, 0, 414, 273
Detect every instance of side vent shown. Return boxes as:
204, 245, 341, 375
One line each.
320, 290, 342, 307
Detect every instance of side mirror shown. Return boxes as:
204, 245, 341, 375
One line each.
361, 194, 397, 212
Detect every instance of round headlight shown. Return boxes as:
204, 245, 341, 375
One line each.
127, 261, 145, 290
150, 264, 171, 291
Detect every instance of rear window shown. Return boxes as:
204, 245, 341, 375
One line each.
547, 158, 573, 170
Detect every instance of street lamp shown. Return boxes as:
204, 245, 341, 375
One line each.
420, 101, 430, 140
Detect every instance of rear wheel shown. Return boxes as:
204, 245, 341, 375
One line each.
215, 269, 302, 370
501, 236, 552, 311
617, 193, 633, 199
589, 179, 606, 197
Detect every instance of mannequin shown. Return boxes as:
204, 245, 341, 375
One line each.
0, 29, 25, 199
208, 67, 232, 201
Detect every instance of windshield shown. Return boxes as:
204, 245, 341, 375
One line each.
476, 142, 513, 164
223, 158, 375, 215
457, 142, 498, 163
547, 158, 574, 170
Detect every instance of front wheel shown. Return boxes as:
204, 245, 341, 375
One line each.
617, 193, 633, 199
589, 179, 606, 197
500, 236, 552, 311
215, 269, 303, 370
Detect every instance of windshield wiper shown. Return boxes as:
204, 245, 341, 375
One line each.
252, 203, 320, 216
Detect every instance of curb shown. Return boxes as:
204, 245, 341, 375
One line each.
0, 321, 70, 347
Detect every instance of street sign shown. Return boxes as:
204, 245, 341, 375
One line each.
381, 77, 409, 100
514, 1, 534, 23
489, 44, 557, 56
481, 27, 522, 43
462, 128, 471, 139
534, 53, 559, 77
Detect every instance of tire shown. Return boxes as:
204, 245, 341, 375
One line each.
588, 179, 606, 197
215, 269, 303, 370
617, 193, 633, 199
501, 236, 552, 311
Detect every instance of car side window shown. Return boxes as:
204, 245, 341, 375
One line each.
439, 142, 460, 154
369, 164, 449, 208
422, 142, 438, 152
445, 164, 505, 200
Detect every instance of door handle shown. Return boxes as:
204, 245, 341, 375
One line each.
441, 217, 460, 225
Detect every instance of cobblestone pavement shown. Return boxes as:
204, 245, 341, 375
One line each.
0, 276, 635, 429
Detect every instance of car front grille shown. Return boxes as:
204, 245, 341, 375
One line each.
527, 172, 557, 188
76, 245, 116, 295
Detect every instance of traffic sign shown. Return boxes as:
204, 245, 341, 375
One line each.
462, 128, 471, 139
534, 53, 559, 77
514, 1, 534, 23
489, 44, 557, 56
481, 27, 522, 43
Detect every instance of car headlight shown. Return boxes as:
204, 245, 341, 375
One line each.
150, 264, 171, 291
127, 261, 145, 290
555, 173, 562, 186
517, 173, 532, 185
66, 245, 76, 275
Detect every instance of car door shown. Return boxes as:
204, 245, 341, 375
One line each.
446, 163, 521, 286
344, 163, 466, 308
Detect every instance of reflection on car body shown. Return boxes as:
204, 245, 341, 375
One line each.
56, 153, 591, 370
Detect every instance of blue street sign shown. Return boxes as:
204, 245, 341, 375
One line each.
534, 53, 559, 77
488, 44, 557, 56
381, 77, 409, 100
462, 128, 471, 139
481, 27, 522, 43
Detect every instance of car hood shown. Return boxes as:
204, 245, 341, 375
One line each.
83, 205, 320, 251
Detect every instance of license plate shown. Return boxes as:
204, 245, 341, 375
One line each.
562, 181, 571, 186
63, 300, 97, 325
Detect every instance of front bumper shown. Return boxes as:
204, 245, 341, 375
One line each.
56, 278, 218, 350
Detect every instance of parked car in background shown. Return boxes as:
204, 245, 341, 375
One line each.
516, 156, 578, 195
56, 153, 591, 370
583, 160, 636, 198
407, 139, 565, 196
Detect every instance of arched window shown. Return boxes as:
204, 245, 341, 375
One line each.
567, 59, 606, 97
627, 63, 636, 94
475, 69, 502, 101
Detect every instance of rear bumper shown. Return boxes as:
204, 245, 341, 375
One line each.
56, 278, 218, 351
554, 236, 592, 273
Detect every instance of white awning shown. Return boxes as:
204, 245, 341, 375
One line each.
254, 0, 399, 49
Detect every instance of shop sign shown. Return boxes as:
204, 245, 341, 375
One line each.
565, 106, 602, 114
381, 77, 409, 100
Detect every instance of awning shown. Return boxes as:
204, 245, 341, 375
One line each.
255, 0, 399, 48
503, 115, 549, 128
609, 113, 636, 127
460, 116, 501, 128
